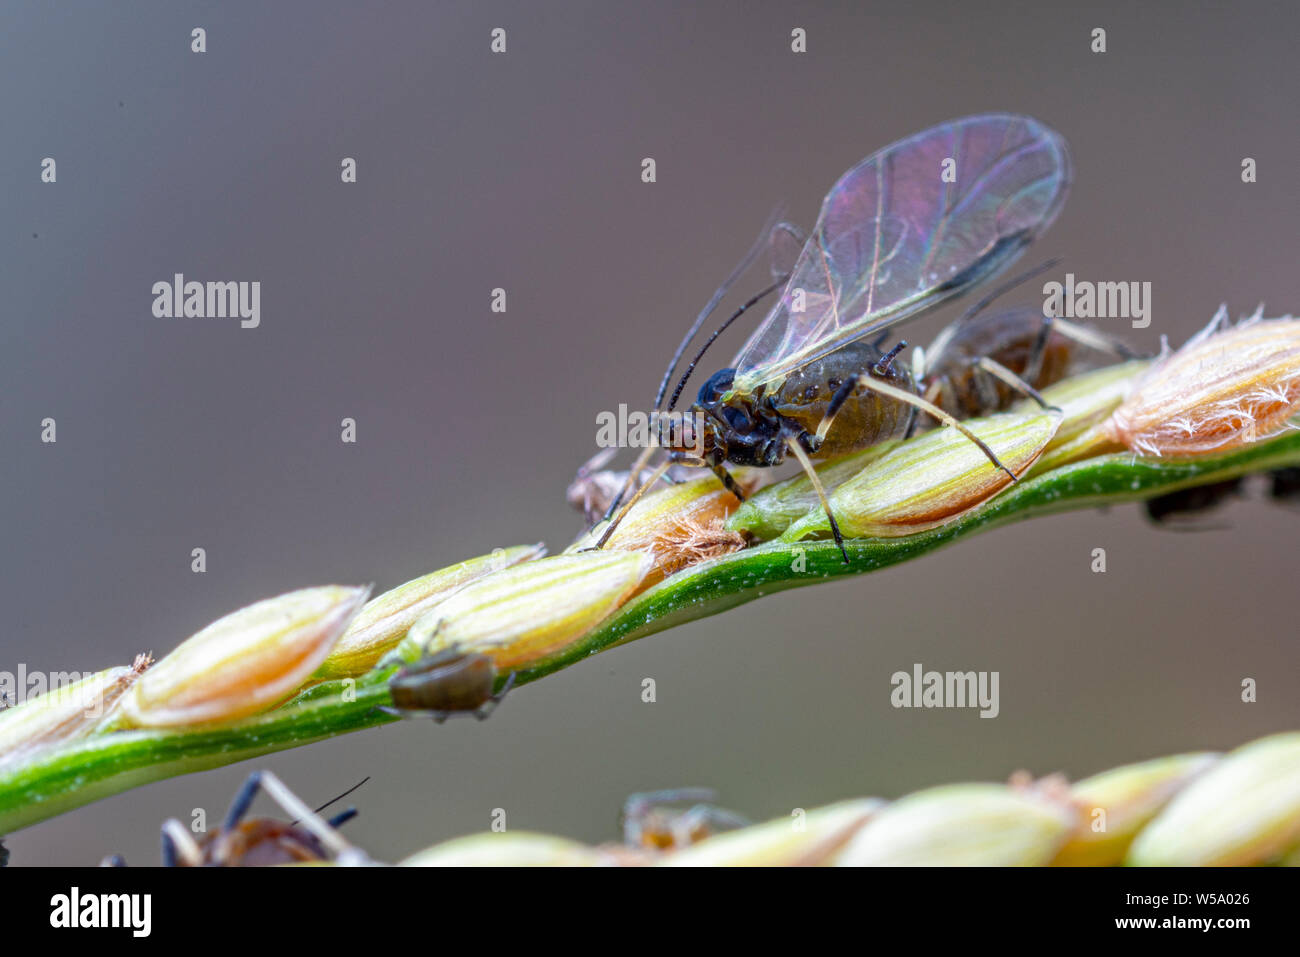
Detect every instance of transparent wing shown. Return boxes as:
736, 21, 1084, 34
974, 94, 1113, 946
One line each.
732, 114, 1071, 393
768, 221, 807, 281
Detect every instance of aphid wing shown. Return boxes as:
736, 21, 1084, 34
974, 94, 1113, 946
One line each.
732, 114, 1071, 393
768, 221, 807, 280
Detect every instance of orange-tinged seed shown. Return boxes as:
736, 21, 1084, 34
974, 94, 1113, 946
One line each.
315, 544, 545, 679
121, 585, 370, 728
404, 551, 653, 671
1107, 309, 1300, 457
780, 410, 1061, 541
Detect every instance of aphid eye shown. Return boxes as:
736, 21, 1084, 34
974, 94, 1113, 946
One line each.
697, 368, 736, 404
827, 377, 842, 391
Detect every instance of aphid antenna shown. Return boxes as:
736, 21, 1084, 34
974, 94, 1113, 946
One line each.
653, 208, 785, 412
232, 770, 373, 864
954, 256, 1063, 327
595, 276, 780, 530
286, 774, 371, 826
601, 214, 789, 527
666, 276, 787, 413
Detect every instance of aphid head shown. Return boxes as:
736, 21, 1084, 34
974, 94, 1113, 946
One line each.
696, 367, 737, 406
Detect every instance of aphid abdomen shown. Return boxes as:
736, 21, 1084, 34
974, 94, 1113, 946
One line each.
203, 820, 329, 867
769, 341, 916, 457
389, 652, 498, 714
928, 307, 1072, 418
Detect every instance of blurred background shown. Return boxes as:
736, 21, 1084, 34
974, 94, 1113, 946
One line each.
2, 1, 1297, 864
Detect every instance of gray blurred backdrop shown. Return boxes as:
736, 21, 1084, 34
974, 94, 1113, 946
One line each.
2, 1, 1297, 864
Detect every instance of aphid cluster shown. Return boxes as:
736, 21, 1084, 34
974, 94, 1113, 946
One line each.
1143, 467, 1300, 527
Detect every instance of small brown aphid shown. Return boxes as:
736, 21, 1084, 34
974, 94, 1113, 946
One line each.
918, 306, 1074, 418
621, 788, 751, 851
1143, 468, 1300, 527
915, 304, 1138, 421
380, 645, 515, 723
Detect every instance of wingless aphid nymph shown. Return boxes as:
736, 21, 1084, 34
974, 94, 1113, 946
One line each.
379, 643, 515, 723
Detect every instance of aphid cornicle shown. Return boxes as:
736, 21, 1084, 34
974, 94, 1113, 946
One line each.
379, 644, 514, 722
596, 114, 1073, 562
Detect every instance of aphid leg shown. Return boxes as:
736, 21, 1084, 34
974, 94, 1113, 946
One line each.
327, 808, 359, 828
223, 771, 266, 831
1021, 313, 1054, 387
600, 446, 658, 524
622, 787, 718, 846
905, 379, 946, 439
473, 671, 518, 720
160, 818, 202, 867
675, 804, 751, 845
828, 375, 1020, 482
786, 437, 850, 564
1050, 316, 1146, 360
479, 671, 519, 721
708, 462, 748, 502
593, 458, 675, 549
974, 356, 1056, 410
249, 770, 371, 864
973, 361, 1002, 412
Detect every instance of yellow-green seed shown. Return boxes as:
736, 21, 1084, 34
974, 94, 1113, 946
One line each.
836, 784, 1076, 866
315, 544, 545, 680
400, 551, 653, 670
781, 411, 1061, 542
120, 585, 369, 729
727, 442, 900, 540
1127, 732, 1300, 866
661, 799, 882, 867
399, 832, 613, 867
1052, 752, 1219, 866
